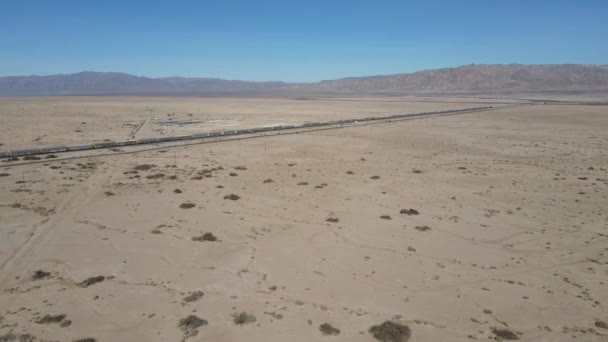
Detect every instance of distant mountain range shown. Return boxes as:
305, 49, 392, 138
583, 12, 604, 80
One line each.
1, 64, 608, 96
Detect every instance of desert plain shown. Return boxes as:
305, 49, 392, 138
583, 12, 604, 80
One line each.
0, 95, 607, 341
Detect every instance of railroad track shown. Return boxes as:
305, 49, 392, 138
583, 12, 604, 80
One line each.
0, 104, 529, 160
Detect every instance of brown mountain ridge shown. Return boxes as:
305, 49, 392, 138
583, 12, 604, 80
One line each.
1, 64, 607, 96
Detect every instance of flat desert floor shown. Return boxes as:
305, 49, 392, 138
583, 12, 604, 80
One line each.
0, 96, 607, 341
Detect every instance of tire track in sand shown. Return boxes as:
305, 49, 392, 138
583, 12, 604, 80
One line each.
0, 162, 112, 286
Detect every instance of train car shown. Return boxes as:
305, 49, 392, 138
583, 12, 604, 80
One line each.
175, 134, 194, 141
157, 136, 175, 142
92, 141, 117, 149
10, 149, 33, 156
115, 140, 138, 146
68, 144, 93, 151
192, 133, 208, 139
138, 137, 159, 144
0, 151, 8, 158
9, 150, 26, 157
41, 145, 69, 153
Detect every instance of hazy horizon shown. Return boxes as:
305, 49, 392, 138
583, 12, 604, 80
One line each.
2, 62, 608, 83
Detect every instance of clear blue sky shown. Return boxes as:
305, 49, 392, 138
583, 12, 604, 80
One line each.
1, 0, 606, 82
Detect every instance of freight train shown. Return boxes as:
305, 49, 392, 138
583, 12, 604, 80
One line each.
0, 106, 492, 158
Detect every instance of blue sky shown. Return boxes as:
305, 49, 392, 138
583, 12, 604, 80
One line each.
1, 0, 606, 81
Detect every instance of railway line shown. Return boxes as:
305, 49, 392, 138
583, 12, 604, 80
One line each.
0, 104, 526, 160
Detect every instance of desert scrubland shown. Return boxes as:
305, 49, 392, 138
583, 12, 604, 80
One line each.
0, 96, 607, 341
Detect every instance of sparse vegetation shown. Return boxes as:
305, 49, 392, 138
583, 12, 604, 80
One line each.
232, 312, 256, 325
320, 323, 341, 336
183, 291, 204, 303
491, 327, 519, 340
192, 232, 217, 242
133, 164, 155, 171
145, 173, 165, 179
264, 311, 283, 319
32, 270, 51, 280
180, 202, 196, 209
2, 74, 604, 342
36, 314, 66, 324
78, 275, 105, 288
369, 321, 411, 342
178, 315, 207, 338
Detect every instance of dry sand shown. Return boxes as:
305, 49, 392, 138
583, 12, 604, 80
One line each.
0, 96, 519, 149
0, 96, 607, 341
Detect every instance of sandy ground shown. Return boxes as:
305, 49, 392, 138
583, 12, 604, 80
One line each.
0, 96, 519, 150
0, 97, 607, 342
